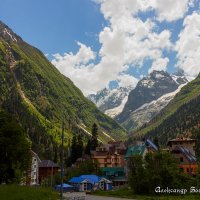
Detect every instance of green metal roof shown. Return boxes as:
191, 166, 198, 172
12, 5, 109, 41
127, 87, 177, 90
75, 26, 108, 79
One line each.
101, 167, 125, 176
102, 167, 124, 172
125, 145, 146, 158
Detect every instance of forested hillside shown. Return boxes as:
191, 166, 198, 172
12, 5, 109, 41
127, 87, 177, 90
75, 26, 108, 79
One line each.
0, 21, 126, 159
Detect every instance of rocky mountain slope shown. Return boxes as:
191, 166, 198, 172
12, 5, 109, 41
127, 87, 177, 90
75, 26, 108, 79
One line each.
121, 84, 186, 131
115, 70, 188, 131
0, 21, 126, 158
131, 72, 200, 145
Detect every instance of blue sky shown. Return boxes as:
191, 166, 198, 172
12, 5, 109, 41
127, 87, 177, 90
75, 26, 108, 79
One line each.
0, 0, 200, 95
0, 0, 103, 54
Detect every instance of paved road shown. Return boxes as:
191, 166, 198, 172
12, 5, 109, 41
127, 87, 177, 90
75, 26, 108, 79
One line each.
63, 192, 135, 200
87, 195, 135, 200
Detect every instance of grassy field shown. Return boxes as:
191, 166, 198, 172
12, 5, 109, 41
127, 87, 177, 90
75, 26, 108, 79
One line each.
92, 187, 200, 200
0, 185, 58, 200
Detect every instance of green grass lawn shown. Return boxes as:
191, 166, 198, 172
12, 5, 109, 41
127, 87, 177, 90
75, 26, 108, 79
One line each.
92, 187, 200, 200
0, 185, 58, 200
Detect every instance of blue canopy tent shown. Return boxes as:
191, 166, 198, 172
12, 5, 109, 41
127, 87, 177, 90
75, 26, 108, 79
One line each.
54, 183, 73, 192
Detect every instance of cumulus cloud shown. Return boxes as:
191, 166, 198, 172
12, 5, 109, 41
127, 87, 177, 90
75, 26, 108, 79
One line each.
154, 0, 194, 22
117, 74, 138, 88
52, 0, 197, 95
52, 42, 96, 69
52, 42, 97, 94
96, 0, 194, 22
176, 12, 200, 77
149, 57, 169, 73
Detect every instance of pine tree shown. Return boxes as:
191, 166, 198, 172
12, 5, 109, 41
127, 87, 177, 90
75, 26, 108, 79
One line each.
85, 139, 91, 155
70, 135, 77, 164
76, 134, 83, 158
90, 123, 98, 151
69, 134, 84, 164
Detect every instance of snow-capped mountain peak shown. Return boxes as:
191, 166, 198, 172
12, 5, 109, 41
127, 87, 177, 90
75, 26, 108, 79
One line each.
115, 70, 188, 131
88, 85, 134, 116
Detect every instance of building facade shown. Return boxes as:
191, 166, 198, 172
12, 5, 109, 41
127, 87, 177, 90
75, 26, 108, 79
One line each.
28, 151, 41, 186
167, 137, 197, 156
38, 160, 60, 184
168, 138, 198, 176
91, 141, 126, 168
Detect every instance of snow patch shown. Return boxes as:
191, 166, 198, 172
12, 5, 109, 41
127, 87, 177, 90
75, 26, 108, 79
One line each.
105, 95, 128, 118
3, 28, 17, 42
141, 79, 154, 88
134, 84, 186, 113
155, 73, 165, 79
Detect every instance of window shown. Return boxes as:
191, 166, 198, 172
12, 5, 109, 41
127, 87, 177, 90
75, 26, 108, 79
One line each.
100, 182, 104, 190
83, 183, 87, 191
187, 168, 189, 173
180, 157, 183, 162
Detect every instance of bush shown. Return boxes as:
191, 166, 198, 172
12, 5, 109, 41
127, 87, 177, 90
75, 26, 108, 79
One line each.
128, 152, 196, 194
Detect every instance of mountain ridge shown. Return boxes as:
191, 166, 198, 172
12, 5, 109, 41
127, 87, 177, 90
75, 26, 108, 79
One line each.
0, 21, 126, 158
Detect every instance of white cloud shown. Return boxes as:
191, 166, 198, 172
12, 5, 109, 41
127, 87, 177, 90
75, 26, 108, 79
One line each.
117, 74, 138, 88
52, 42, 97, 94
176, 12, 200, 77
95, 0, 194, 22
52, 42, 96, 69
154, 0, 194, 22
149, 57, 169, 73
52, 0, 197, 95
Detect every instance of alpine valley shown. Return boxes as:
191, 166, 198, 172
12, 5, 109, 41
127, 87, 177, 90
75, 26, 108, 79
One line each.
1, 20, 200, 158
0, 21, 126, 158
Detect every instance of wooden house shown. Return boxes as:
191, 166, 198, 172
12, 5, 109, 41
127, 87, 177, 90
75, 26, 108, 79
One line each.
38, 160, 60, 183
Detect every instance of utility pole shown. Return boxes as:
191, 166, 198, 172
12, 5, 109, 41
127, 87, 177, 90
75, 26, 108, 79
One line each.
60, 119, 64, 200
51, 150, 53, 194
